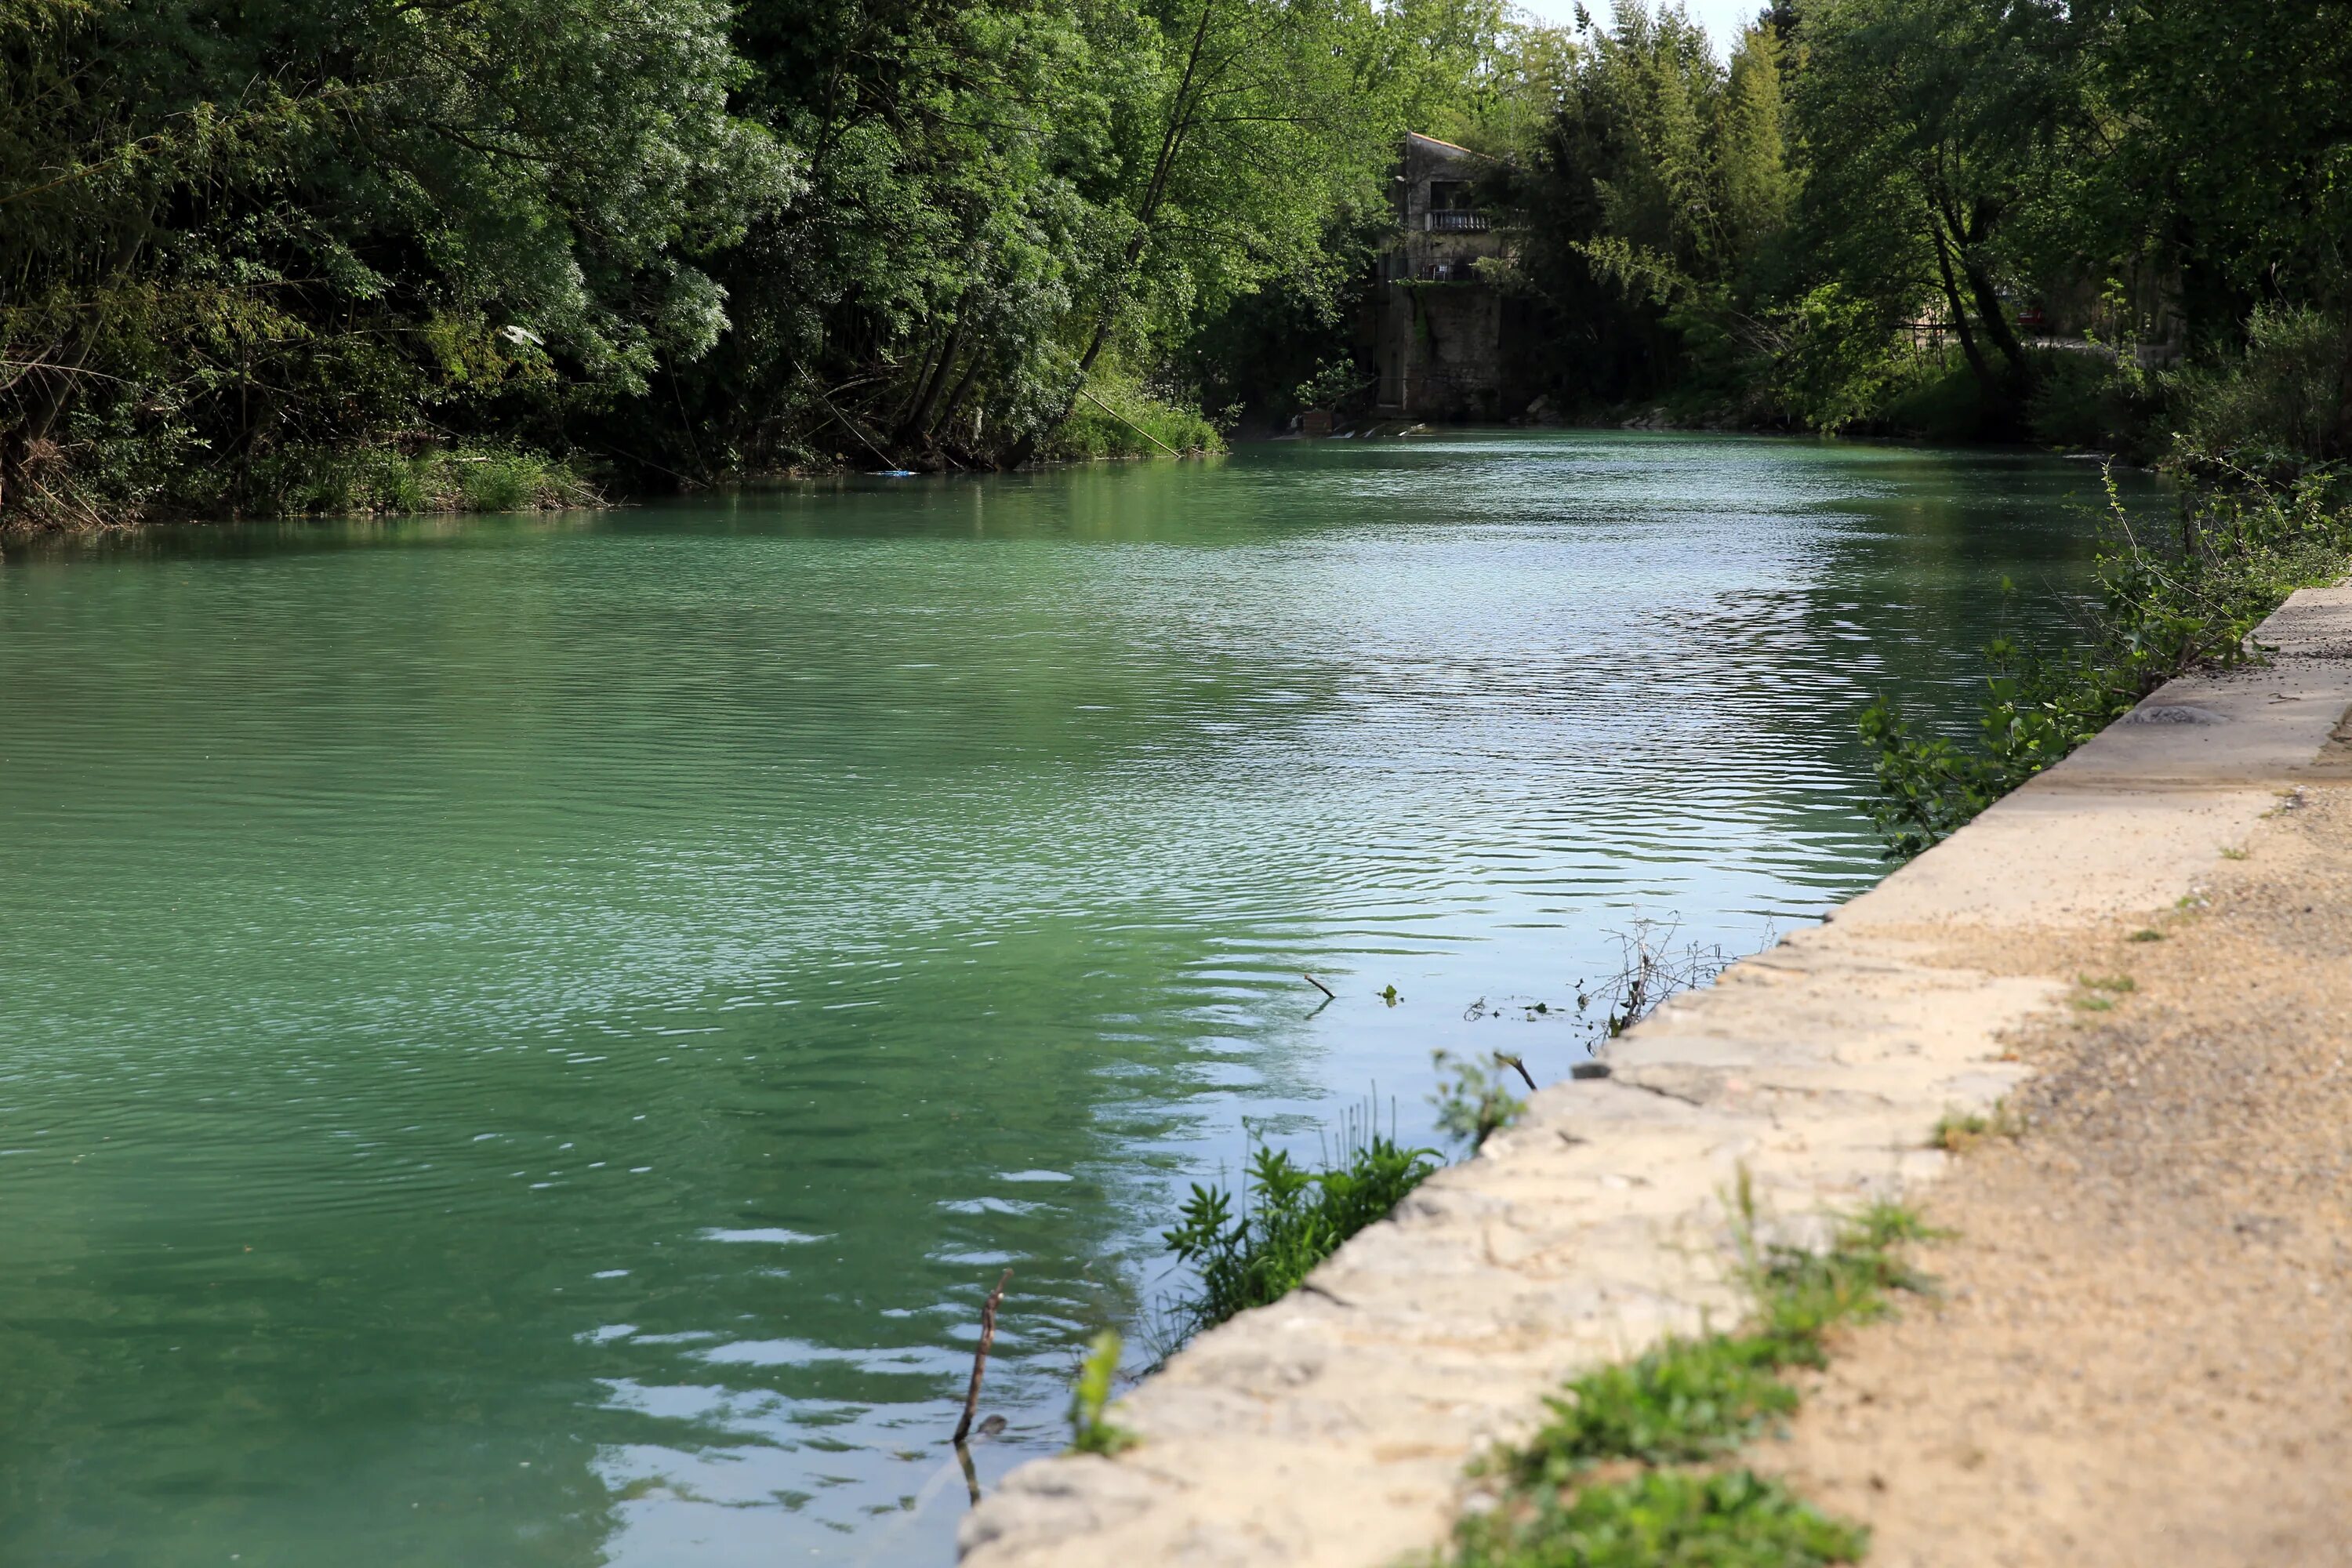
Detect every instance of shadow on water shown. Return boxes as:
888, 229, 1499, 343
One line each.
0, 432, 2150, 1565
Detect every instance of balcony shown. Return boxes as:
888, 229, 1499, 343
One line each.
1426, 210, 1490, 233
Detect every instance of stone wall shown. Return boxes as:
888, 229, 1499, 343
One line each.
957, 586, 2352, 1568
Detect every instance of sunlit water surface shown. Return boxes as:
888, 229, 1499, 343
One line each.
0, 433, 2138, 1564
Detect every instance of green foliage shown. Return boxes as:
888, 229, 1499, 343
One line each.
234, 445, 597, 520
0, 0, 789, 523
11, 0, 2352, 513
1294, 358, 1374, 413
1444, 1196, 1924, 1568
1450, 1468, 1867, 1568
2167, 307, 2352, 471
1490, 5, 1795, 414
1, 0, 1519, 521
1875, 355, 1994, 444
1509, 1337, 1797, 1480
1856, 698, 2002, 861
2026, 349, 2152, 454
1067, 1330, 1139, 1454
1475, 0, 2351, 450
1429, 1049, 1525, 1152
1045, 373, 1225, 460
1791, 0, 2074, 413
1769, 285, 1922, 434
1159, 1117, 1439, 1347
2085, 2, 2352, 343
1744, 1200, 1939, 1352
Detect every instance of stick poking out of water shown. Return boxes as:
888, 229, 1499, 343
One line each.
1302, 973, 1337, 1000
952, 1269, 1013, 1447
1497, 1053, 1537, 1091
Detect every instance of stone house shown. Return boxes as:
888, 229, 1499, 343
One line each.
1366, 133, 1528, 419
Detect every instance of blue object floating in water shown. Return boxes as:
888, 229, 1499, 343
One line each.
872, 468, 919, 477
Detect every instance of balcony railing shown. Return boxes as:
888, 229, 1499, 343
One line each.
1425, 210, 1490, 233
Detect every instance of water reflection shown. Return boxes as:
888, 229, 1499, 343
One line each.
0, 433, 2142, 1565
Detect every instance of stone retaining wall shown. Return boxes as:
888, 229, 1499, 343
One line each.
960, 586, 2352, 1568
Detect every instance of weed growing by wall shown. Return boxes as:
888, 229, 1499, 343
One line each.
1156, 1110, 1439, 1352
1439, 1193, 1935, 1568
1066, 1331, 1138, 1456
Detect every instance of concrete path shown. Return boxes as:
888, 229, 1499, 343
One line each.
959, 586, 2352, 1568
1759, 727, 2352, 1564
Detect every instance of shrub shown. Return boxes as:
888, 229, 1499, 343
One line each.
1158, 1116, 1438, 1348
1046, 373, 1224, 460
236, 443, 598, 519
2168, 307, 2352, 471
1875, 354, 1988, 443
1429, 1049, 1526, 1152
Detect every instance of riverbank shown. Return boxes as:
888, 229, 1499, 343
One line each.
959, 584, 2352, 1567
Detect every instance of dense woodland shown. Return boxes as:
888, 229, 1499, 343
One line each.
2, 0, 2348, 525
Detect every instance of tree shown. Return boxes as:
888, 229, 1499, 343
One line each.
0, 0, 792, 518
1792, 0, 2080, 408
1004, 0, 1407, 460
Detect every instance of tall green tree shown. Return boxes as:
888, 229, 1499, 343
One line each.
1791, 0, 2081, 407
0, 0, 790, 517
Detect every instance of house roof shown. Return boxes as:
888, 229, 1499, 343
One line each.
1405, 131, 1493, 160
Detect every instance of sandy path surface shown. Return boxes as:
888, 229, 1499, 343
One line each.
1758, 781, 2352, 1568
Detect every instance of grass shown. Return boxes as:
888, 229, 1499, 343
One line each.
2067, 972, 2135, 1013
1500, 1334, 1798, 1481
1439, 1192, 1934, 1568
1452, 1469, 1867, 1568
1066, 1330, 1138, 1456
1931, 1100, 2024, 1153
246, 441, 599, 517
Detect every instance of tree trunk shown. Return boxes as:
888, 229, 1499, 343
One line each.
1004, 0, 1222, 470
1927, 207, 1992, 391
929, 343, 988, 446
898, 318, 964, 446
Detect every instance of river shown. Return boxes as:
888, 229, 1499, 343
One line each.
0, 433, 2136, 1565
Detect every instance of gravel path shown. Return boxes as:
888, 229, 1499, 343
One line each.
1759, 781, 2352, 1567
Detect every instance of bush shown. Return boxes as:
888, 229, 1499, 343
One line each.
239, 443, 597, 519
1875, 354, 1988, 443
1430, 1049, 1526, 1152
1045, 373, 1225, 460
2167, 306, 2352, 471
1157, 1116, 1438, 1349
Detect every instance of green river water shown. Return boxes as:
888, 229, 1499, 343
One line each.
0, 433, 2136, 1566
